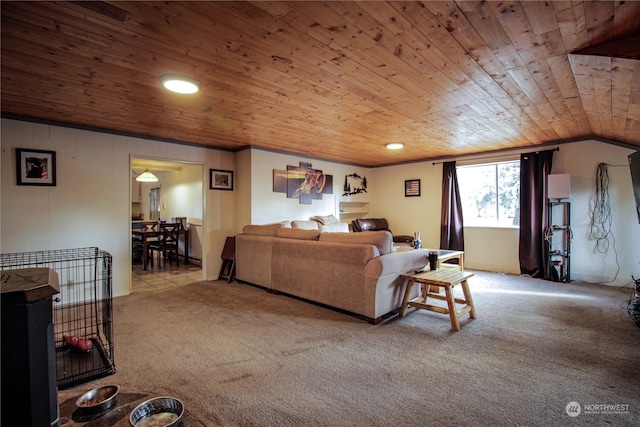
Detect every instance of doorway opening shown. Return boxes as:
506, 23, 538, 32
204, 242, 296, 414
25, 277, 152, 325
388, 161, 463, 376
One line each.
130, 157, 204, 292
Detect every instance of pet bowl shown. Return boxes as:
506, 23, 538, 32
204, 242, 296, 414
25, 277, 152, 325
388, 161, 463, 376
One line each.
75, 385, 119, 413
129, 396, 184, 427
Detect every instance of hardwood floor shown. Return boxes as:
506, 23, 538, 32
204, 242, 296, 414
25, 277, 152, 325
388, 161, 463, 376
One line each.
131, 259, 203, 293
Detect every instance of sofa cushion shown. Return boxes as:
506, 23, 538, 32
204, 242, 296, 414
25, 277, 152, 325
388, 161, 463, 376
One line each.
291, 220, 319, 230
310, 214, 340, 225
276, 228, 321, 240
319, 230, 393, 255
242, 223, 283, 236
319, 222, 349, 233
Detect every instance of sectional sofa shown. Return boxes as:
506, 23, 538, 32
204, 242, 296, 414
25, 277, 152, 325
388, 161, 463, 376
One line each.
235, 220, 428, 324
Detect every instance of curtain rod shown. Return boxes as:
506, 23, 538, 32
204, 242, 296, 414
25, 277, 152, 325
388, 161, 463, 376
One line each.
432, 147, 559, 165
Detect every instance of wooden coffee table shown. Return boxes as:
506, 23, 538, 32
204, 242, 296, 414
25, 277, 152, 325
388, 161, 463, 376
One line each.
392, 248, 464, 271
424, 249, 464, 271
400, 268, 476, 331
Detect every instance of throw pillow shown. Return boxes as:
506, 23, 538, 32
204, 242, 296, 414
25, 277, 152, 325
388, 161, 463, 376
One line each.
292, 220, 319, 230
319, 222, 349, 233
310, 214, 339, 225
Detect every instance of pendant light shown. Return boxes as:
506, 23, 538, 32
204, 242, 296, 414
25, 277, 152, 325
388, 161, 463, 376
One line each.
136, 169, 158, 182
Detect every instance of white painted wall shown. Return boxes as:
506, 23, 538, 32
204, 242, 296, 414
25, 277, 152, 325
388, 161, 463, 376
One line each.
1, 118, 236, 296
132, 163, 202, 223
180, 164, 204, 262
552, 140, 639, 284
235, 149, 252, 231
2, 118, 637, 289
242, 148, 372, 225
372, 140, 640, 284
370, 161, 443, 248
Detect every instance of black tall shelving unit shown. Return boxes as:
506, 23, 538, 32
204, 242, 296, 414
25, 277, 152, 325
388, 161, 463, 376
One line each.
546, 200, 571, 282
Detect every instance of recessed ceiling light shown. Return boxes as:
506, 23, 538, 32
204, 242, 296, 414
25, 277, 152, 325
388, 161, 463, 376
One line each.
386, 142, 404, 150
160, 75, 201, 94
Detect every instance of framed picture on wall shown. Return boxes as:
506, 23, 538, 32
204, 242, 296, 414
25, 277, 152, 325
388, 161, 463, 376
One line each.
16, 148, 57, 186
405, 179, 420, 197
210, 169, 234, 191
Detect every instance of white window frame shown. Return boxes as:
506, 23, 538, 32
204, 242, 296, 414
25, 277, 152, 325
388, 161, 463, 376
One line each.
456, 159, 520, 228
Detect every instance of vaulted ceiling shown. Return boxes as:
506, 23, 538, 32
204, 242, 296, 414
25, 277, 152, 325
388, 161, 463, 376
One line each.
2, 1, 639, 167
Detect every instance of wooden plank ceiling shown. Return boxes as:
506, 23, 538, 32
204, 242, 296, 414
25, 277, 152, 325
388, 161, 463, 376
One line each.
2, 1, 639, 167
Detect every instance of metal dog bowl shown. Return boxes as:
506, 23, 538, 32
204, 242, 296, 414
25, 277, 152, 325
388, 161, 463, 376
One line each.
75, 385, 120, 413
129, 396, 184, 427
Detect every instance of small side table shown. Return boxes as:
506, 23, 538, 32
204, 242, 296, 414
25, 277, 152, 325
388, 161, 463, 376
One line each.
219, 236, 236, 283
400, 269, 476, 331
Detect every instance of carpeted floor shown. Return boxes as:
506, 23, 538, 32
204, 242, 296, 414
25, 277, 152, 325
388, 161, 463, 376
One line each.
59, 270, 640, 426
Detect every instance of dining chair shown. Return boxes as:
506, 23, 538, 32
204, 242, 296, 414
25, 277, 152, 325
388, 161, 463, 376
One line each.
133, 222, 159, 265
140, 221, 159, 232
132, 222, 145, 263
172, 217, 187, 232
132, 237, 144, 263
148, 222, 180, 268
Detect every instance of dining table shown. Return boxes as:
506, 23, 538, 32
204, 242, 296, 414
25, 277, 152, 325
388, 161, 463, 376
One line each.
132, 227, 190, 270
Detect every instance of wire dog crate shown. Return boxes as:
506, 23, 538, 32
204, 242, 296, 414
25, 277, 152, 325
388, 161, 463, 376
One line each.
0, 247, 115, 389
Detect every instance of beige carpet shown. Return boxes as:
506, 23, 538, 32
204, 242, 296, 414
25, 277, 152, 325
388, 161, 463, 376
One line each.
59, 271, 640, 426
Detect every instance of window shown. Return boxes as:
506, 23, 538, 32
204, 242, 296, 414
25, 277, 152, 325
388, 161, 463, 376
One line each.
149, 187, 161, 221
457, 161, 520, 227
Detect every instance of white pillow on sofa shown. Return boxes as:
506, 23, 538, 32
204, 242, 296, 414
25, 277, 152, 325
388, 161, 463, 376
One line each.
310, 214, 340, 225
292, 220, 319, 230
319, 222, 349, 233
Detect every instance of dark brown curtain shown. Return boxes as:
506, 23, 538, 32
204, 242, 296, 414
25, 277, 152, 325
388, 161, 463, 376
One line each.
440, 161, 464, 251
519, 150, 554, 279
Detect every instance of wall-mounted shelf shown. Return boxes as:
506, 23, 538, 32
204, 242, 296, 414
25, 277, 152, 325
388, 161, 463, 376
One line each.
339, 201, 369, 222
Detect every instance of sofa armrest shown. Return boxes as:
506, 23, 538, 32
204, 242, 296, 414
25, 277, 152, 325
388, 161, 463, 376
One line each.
364, 250, 427, 278
362, 249, 429, 319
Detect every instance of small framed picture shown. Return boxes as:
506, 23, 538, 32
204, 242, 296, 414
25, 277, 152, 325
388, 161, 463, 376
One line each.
405, 179, 421, 197
16, 148, 57, 186
210, 169, 234, 191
